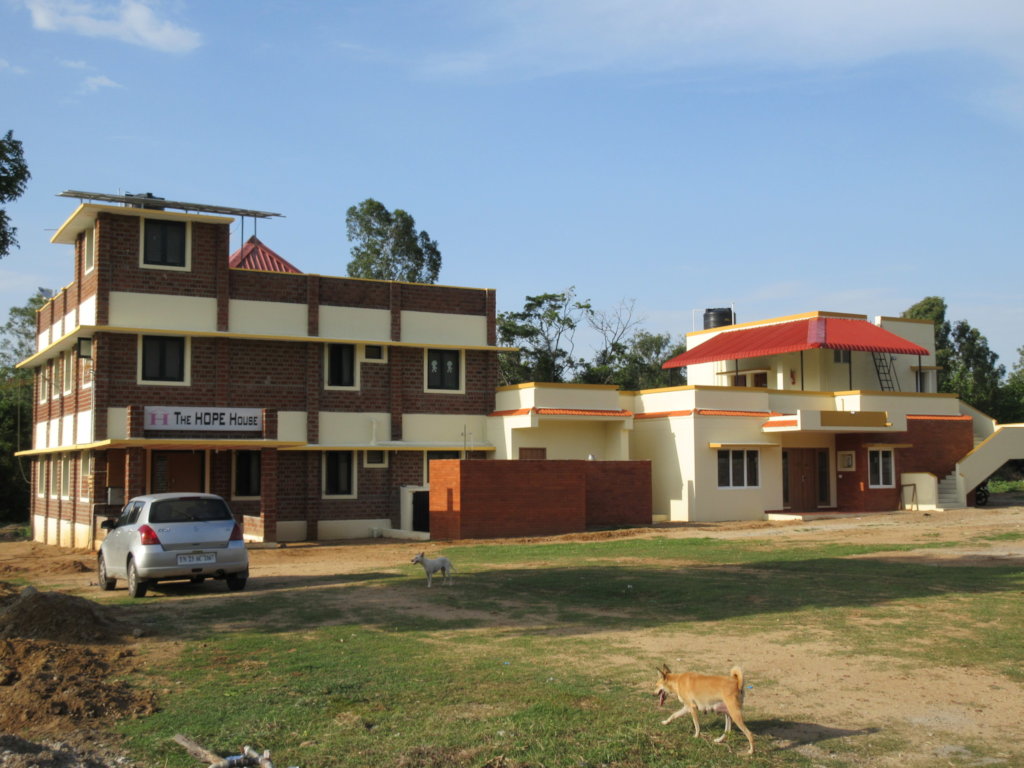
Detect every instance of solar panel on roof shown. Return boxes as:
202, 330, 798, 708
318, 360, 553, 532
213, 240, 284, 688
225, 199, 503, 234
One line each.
58, 190, 284, 219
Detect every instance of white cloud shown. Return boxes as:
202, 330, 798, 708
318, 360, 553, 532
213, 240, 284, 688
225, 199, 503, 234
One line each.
60, 59, 90, 68
81, 74, 122, 92
25, 0, 201, 53
420, 0, 1024, 78
0, 59, 29, 75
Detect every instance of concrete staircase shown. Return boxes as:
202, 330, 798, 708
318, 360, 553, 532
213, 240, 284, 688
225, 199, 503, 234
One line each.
936, 472, 960, 510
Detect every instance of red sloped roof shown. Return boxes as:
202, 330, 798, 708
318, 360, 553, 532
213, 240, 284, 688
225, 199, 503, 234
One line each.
228, 235, 302, 273
663, 317, 929, 369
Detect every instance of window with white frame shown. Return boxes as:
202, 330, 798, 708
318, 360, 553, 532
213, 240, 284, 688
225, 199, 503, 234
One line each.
364, 449, 387, 468
326, 343, 356, 388
84, 226, 95, 273
60, 455, 71, 499
140, 335, 187, 384
49, 458, 58, 498
37, 369, 47, 403
426, 349, 461, 391
62, 352, 73, 395
141, 218, 189, 269
717, 449, 760, 488
324, 451, 355, 497
868, 448, 895, 488
36, 458, 46, 497
80, 451, 92, 502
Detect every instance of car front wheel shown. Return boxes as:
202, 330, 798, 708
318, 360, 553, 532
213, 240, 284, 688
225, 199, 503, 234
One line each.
127, 559, 149, 598
97, 554, 115, 591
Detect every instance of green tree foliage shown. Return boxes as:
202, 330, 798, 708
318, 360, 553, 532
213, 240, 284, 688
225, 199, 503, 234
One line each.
0, 290, 48, 521
577, 330, 687, 390
902, 295, 952, 390
345, 198, 441, 284
1002, 347, 1024, 424
0, 130, 31, 259
945, 320, 1005, 417
497, 288, 591, 384
903, 296, 1013, 420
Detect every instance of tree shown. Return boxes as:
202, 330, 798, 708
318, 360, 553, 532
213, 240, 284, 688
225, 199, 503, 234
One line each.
945, 319, 1005, 417
902, 296, 952, 390
0, 290, 48, 521
0, 130, 31, 260
497, 288, 591, 385
1001, 347, 1024, 424
345, 198, 441, 284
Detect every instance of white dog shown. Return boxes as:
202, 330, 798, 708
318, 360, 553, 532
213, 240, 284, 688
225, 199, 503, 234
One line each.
411, 552, 456, 587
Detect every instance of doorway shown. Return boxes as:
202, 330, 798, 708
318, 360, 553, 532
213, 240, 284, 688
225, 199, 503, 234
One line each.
151, 451, 205, 493
783, 448, 827, 513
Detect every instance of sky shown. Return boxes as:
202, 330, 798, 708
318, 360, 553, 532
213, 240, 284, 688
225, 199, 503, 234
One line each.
2, 0, 1023, 369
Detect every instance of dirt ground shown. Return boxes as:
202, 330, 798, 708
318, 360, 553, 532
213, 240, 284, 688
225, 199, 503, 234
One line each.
1, 497, 1023, 767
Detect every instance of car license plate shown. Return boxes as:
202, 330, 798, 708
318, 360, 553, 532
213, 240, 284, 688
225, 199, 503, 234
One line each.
177, 553, 216, 566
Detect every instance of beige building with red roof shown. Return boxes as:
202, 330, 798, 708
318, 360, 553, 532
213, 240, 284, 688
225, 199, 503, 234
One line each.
486, 310, 1024, 522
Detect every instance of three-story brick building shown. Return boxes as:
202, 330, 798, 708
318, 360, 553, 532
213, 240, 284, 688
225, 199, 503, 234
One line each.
19, 191, 501, 547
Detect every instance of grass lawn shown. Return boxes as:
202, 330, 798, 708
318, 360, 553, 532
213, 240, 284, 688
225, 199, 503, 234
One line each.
113, 534, 1024, 767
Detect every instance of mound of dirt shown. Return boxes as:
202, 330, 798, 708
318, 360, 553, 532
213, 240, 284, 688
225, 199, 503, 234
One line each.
0, 583, 156, 752
0, 638, 156, 733
0, 585, 131, 643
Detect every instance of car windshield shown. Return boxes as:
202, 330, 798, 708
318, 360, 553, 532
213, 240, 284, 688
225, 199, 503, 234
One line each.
149, 498, 233, 524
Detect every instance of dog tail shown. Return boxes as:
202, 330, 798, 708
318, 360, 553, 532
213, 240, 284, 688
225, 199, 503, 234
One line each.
730, 666, 744, 692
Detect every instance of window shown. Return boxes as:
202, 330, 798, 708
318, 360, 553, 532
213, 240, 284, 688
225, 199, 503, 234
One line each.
60, 455, 71, 499
36, 459, 46, 497
141, 335, 186, 383
234, 451, 261, 498
364, 450, 387, 467
868, 448, 894, 488
80, 451, 92, 502
84, 226, 95, 273
62, 352, 73, 395
364, 345, 384, 361
717, 449, 759, 488
37, 369, 47, 403
834, 350, 851, 363
426, 349, 460, 391
49, 457, 58, 498
324, 451, 355, 496
142, 219, 187, 267
82, 355, 93, 388
326, 343, 355, 388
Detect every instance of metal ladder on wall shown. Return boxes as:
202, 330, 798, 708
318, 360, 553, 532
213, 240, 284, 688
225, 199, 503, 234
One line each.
871, 352, 899, 391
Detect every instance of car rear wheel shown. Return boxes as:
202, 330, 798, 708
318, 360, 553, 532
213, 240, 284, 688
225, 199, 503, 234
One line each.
97, 554, 116, 591
226, 573, 247, 592
127, 559, 149, 598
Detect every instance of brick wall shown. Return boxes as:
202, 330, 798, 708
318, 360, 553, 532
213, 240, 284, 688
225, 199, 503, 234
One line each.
429, 460, 652, 540
835, 416, 973, 511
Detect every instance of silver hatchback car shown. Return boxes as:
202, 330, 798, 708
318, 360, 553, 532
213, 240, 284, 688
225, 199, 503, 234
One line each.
98, 492, 249, 598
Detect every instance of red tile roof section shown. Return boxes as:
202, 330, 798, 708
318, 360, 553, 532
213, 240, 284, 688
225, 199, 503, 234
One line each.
663, 317, 929, 368
228, 235, 302, 273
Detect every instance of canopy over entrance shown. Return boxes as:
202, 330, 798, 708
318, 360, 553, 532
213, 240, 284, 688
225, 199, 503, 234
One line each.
662, 316, 929, 369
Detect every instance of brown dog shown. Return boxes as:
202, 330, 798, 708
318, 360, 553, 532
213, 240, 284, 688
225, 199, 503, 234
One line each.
654, 664, 754, 755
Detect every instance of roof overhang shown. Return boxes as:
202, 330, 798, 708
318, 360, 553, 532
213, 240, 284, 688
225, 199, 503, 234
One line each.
663, 316, 930, 369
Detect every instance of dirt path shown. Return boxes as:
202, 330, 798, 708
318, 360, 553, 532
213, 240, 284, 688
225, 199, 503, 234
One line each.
1, 500, 1023, 767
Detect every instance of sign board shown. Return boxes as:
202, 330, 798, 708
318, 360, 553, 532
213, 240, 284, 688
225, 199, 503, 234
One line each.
144, 406, 263, 432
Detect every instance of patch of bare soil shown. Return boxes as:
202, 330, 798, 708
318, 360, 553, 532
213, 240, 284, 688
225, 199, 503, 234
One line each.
0, 584, 154, 767
1, 500, 1023, 766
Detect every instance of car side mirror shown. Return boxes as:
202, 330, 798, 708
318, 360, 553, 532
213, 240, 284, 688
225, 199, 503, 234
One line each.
101, 518, 117, 530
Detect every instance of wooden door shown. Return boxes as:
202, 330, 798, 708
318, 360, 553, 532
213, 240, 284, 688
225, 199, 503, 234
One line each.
785, 449, 819, 513
152, 451, 205, 493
